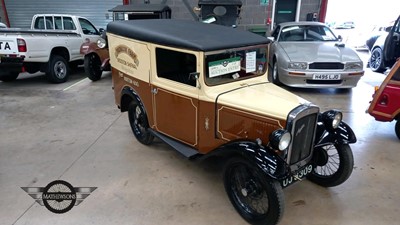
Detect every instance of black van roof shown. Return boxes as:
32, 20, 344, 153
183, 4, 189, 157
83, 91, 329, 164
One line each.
106, 19, 270, 51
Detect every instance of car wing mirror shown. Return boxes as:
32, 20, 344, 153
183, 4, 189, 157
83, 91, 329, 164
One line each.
267, 36, 275, 42
99, 28, 105, 34
337, 35, 343, 42
189, 72, 200, 88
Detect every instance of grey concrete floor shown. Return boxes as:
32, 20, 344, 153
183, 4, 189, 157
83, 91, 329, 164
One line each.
0, 57, 399, 225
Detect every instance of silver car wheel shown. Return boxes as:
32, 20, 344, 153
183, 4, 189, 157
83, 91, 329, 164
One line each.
272, 62, 282, 85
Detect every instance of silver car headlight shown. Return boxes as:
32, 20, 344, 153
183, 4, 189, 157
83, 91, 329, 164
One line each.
321, 110, 342, 131
269, 129, 292, 151
288, 62, 307, 70
97, 38, 107, 49
345, 62, 363, 70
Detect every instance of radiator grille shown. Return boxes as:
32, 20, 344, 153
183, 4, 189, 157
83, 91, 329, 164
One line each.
309, 62, 344, 70
289, 113, 318, 165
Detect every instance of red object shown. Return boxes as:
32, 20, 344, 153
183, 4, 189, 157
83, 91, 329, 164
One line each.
319, 0, 328, 23
17, 38, 27, 52
1, 0, 11, 27
368, 60, 400, 122
122, 0, 129, 5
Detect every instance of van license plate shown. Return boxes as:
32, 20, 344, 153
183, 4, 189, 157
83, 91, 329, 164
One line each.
281, 164, 313, 188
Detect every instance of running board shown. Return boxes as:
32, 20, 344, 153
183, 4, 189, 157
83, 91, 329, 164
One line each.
149, 129, 200, 159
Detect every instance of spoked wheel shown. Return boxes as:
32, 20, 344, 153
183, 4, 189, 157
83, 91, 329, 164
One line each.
84, 54, 102, 81
308, 144, 354, 187
128, 102, 154, 145
369, 47, 385, 73
395, 120, 400, 140
271, 61, 282, 85
223, 157, 284, 225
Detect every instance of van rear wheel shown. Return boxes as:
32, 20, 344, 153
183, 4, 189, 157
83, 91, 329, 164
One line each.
128, 102, 154, 145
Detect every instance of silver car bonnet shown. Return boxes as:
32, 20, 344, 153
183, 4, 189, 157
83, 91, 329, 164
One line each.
279, 42, 361, 62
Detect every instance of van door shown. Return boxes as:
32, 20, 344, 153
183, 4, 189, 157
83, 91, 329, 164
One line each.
151, 47, 199, 147
384, 16, 400, 65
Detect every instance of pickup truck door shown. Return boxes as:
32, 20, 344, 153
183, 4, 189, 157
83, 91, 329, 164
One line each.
384, 16, 400, 64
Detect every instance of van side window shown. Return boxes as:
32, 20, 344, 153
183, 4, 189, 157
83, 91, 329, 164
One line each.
63, 17, 76, 30
156, 48, 197, 87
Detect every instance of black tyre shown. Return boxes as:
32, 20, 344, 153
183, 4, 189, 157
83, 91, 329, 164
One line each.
223, 157, 284, 225
84, 54, 102, 81
128, 101, 154, 145
0, 72, 19, 82
369, 47, 385, 73
395, 120, 400, 140
308, 144, 354, 187
46, 55, 69, 83
271, 61, 282, 85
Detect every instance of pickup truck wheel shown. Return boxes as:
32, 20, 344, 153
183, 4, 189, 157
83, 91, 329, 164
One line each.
0, 72, 19, 82
369, 47, 385, 73
223, 157, 284, 225
46, 55, 69, 83
395, 120, 400, 140
128, 102, 154, 145
308, 144, 354, 187
84, 54, 102, 81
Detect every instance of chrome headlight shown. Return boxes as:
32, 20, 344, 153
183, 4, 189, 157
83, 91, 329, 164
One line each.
269, 129, 292, 151
345, 62, 363, 70
97, 38, 107, 49
321, 110, 342, 130
288, 62, 307, 70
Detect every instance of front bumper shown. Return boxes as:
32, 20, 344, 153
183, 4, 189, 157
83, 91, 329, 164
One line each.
0, 56, 23, 75
278, 67, 364, 88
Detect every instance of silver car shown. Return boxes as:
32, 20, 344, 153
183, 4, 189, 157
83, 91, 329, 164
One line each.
268, 22, 364, 88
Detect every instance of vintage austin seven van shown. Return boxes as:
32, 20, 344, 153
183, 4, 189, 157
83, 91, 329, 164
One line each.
107, 20, 357, 225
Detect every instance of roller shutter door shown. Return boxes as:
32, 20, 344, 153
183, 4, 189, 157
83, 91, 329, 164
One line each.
5, 0, 121, 29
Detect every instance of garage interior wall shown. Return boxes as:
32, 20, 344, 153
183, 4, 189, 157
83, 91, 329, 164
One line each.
130, 0, 320, 30
4, 0, 121, 29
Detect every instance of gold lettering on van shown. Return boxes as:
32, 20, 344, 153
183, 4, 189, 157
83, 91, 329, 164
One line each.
115, 45, 139, 69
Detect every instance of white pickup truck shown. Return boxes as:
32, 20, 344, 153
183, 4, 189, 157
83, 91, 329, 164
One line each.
0, 14, 101, 83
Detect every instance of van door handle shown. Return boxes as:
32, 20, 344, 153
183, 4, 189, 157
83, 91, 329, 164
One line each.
151, 88, 158, 94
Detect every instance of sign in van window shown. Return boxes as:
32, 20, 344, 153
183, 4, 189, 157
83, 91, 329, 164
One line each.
208, 57, 241, 78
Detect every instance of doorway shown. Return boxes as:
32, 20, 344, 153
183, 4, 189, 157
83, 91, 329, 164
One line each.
274, 0, 298, 26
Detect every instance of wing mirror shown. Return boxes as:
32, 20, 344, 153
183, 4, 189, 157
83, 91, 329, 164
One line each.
337, 35, 343, 42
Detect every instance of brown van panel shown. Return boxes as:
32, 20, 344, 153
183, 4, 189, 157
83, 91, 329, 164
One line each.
112, 68, 154, 126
